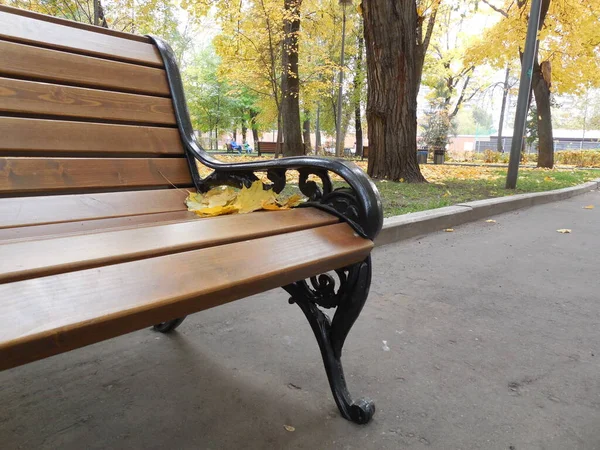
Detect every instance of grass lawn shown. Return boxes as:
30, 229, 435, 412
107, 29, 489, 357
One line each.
205, 155, 599, 218
373, 166, 600, 217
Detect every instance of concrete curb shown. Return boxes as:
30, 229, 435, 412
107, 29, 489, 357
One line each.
374, 179, 600, 247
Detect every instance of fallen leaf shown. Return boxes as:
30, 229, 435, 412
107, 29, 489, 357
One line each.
204, 186, 237, 208
583, 205, 594, 209
234, 181, 278, 214
556, 229, 571, 234
284, 425, 295, 432
191, 205, 237, 217
185, 181, 304, 216
444, 228, 454, 232
485, 219, 497, 223
544, 176, 554, 182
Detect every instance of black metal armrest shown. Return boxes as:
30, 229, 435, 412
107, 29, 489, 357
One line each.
149, 36, 383, 240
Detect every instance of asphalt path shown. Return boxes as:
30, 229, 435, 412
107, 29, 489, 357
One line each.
1, 190, 598, 449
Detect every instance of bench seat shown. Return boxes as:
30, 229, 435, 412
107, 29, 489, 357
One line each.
1, 217, 370, 371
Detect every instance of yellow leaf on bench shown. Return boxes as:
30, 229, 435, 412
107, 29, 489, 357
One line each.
234, 181, 278, 214
185, 181, 305, 217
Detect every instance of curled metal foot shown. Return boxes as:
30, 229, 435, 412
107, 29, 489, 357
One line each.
152, 317, 186, 333
284, 257, 375, 424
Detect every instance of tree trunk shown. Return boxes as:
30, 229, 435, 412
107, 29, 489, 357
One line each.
355, 104, 363, 159
276, 110, 283, 158
353, 29, 365, 159
241, 119, 247, 143
533, 59, 553, 168
362, 0, 426, 182
233, 129, 237, 142
250, 110, 260, 145
303, 112, 311, 154
281, 0, 304, 157
497, 65, 510, 153
315, 103, 322, 154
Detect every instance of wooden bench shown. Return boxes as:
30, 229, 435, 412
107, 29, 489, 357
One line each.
0, 5, 383, 425
256, 141, 278, 156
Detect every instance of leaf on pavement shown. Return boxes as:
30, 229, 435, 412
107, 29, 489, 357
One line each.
556, 229, 572, 234
284, 425, 295, 432
583, 205, 594, 209
444, 228, 454, 232
485, 219, 497, 223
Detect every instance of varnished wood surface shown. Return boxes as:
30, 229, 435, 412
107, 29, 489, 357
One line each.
0, 210, 200, 243
0, 223, 372, 370
0, 78, 175, 125
0, 189, 189, 229
0, 40, 170, 96
0, 157, 192, 195
0, 118, 184, 156
0, 7, 162, 67
0, 208, 338, 282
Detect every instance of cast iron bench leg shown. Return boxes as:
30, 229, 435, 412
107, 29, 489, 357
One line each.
153, 317, 186, 333
284, 256, 375, 424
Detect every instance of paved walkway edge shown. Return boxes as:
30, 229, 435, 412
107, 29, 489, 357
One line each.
375, 179, 600, 247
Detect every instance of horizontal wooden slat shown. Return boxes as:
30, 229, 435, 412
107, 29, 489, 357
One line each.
0, 210, 200, 243
0, 223, 372, 370
0, 189, 189, 229
0, 208, 338, 282
0, 78, 175, 125
0, 40, 170, 96
0, 118, 184, 155
0, 7, 162, 67
0, 157, 192, 194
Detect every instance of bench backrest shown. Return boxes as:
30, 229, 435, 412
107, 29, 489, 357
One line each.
257, 141, 277, 155
0, 6, 193, 198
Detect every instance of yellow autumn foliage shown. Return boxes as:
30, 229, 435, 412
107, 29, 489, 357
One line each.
185, 181, 304, 217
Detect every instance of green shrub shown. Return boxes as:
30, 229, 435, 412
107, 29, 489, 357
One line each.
483, 149, 500, 163
555, 150, 600, 167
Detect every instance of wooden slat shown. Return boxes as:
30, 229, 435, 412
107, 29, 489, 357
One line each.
0, 189, 189, 229
0, 118, 184, 155
0, 78, 175, 125
0, 7, 162, 67
0, 223, 372, 370
0, 208, 338, 282
0, 157, 192, 194
0, 40, 170, 96
0, 210, 200, 243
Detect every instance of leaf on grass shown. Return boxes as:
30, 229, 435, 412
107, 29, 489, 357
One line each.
284, 425, 295, 432
485, 219, 497, 223
444, 228, 454, 232
583, 205, 594, 209
556, 229, 572, 234
544, 176, 554, 182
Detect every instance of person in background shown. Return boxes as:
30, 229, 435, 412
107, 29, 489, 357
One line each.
243, 141, 253, 154
230, 140, 242, 154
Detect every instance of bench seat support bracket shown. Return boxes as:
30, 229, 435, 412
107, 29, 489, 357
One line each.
283, 256, 375, 424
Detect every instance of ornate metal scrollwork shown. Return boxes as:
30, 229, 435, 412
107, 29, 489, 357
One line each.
283, 257, 375, 424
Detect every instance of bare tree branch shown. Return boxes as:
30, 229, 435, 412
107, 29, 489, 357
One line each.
481, 0, 508, 17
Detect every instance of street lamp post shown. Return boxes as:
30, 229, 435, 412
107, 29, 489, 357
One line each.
506, 0, 543, 189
